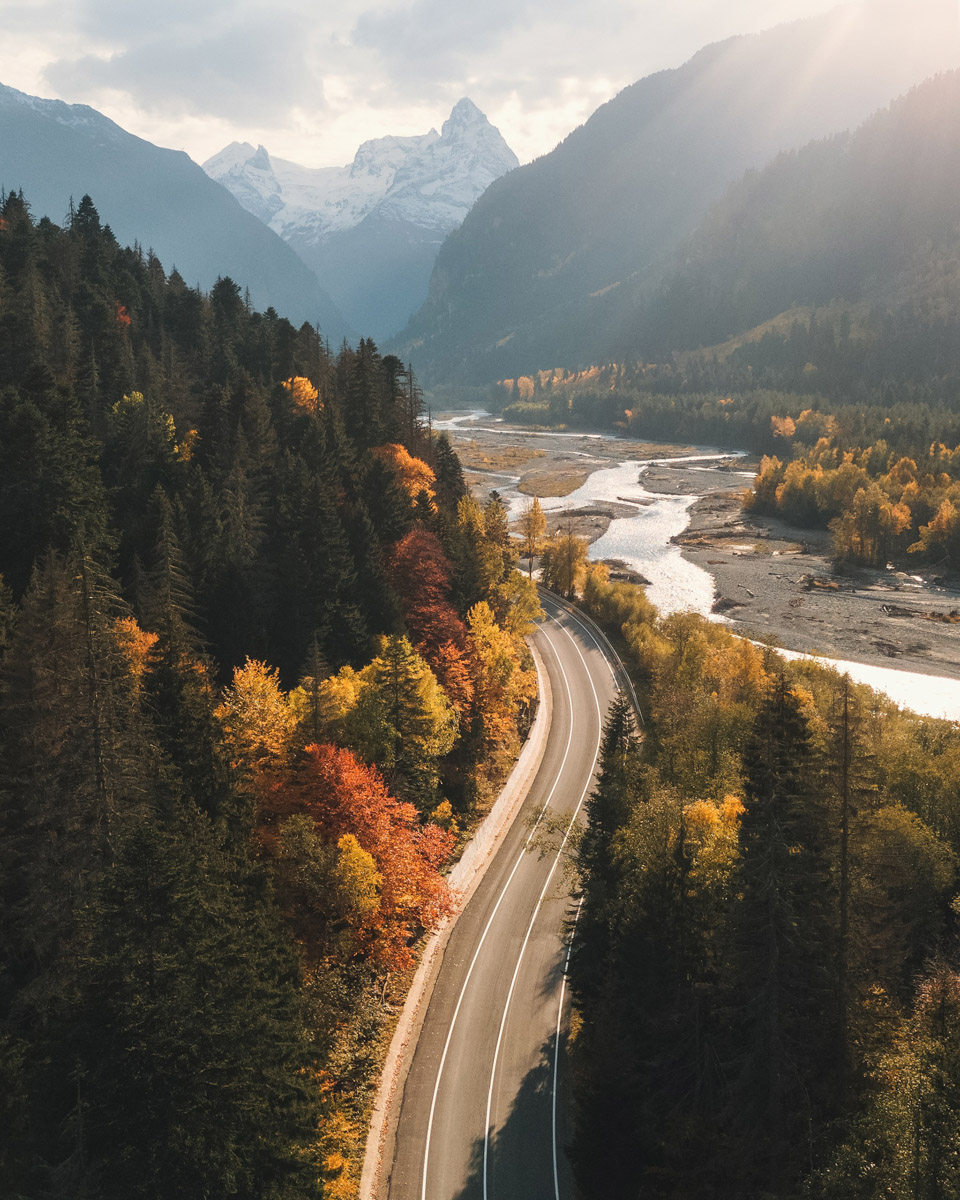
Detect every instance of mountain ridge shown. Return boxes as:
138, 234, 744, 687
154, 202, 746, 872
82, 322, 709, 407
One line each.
0, 82, 351, 339
627, 68, 960, 386
388, 1, 959, 384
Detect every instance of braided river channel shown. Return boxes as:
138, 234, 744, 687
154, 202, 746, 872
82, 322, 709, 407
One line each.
435, 410, 960, 720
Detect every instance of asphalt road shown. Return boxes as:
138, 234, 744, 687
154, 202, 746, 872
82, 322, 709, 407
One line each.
386, 596, 621, 1200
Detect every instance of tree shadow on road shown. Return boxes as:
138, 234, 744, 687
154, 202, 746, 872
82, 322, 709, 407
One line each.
451, 1035, 574, 1200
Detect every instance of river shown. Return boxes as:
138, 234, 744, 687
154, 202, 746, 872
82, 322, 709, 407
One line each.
434, 410, 960, 721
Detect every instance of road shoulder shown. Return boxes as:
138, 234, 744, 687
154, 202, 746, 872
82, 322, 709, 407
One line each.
359, 633, 554, 1200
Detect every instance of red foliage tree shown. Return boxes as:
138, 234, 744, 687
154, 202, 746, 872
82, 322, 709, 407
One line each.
429, 640, 474, 716
268, 744, 454, 970
386, 529, 467, 657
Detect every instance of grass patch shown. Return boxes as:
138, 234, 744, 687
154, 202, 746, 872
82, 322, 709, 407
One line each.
518, 468, 592, 497
455, 440, 546, 471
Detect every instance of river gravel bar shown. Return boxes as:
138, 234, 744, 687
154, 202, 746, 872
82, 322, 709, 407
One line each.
680, 491, 960, 681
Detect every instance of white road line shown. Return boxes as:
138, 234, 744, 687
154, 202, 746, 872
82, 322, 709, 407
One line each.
482, 607, 606, 1200
544, 613, 605, 1200
563, 605, 619, 689
420, 627, 576, 1200
555, 596, 642, 723
552, 895, 584, 1200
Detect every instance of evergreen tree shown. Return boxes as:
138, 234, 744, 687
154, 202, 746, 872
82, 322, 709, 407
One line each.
726, 675, 837, 1192
77, 806, 320, 1200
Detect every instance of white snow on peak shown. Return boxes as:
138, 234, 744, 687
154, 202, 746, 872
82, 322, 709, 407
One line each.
202, 99, 518, 246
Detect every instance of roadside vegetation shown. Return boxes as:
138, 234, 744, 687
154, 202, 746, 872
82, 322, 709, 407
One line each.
566, 563, 960, 1199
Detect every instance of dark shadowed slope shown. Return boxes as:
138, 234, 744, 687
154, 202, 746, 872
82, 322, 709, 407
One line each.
390, 1, 958, 384
0, 83, 351, 340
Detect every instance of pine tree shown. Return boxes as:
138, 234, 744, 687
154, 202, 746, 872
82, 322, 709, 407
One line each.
0, 378, 111, 597
77, 805, 320, 1200
137, 490, 235, 821
345, 634, 457, 811
0, 552, 162, 1002
726, 675, 836, 1193
296, 633, 331, 746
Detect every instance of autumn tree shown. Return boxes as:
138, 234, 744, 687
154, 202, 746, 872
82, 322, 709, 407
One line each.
275, 816, 382, 959
466, 600, 537, 767
385, 528, 467, 658
282, 374, 322, 416
215, 657, 297, 789
275, 744, 454, 970
540, 529, 589, 597
371, 442, 437, 511
830, 482, 910, 566
518, 496, 547, 568
343, 635, 457, 811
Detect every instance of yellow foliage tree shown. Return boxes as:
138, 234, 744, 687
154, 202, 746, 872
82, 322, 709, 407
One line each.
330, 833, 382, 925
467, 600, 537, 757
770, 415, 796, 439
518, 496, 547, 562
540, 531, 589, 598
215, 657, 297, 778
289, 665, 362, 746
909, 497, 960, 561
282, 375, 322, 415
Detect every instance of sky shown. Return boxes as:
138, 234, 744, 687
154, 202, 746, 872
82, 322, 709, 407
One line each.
0, 0, 907, 169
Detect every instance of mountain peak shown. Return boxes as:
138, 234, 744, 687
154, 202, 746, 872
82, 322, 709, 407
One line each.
203, 103, 518, 339
446, 97, 484, 124
249, 144, 272, 171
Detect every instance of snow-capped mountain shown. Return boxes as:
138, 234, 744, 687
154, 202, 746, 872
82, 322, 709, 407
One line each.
203, 99, 518, 340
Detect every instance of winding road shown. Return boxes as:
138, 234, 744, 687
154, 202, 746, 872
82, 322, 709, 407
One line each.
385, 595, 623, 1200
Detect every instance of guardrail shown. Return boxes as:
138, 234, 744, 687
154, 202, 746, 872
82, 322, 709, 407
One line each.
537, 585, 644, 726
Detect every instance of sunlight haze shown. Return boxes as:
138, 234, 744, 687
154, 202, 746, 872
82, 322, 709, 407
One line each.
0, 0, 893, 166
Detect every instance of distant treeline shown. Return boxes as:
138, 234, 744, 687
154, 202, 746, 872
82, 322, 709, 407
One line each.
491, 349, 960, 457
491, 350, 960, 571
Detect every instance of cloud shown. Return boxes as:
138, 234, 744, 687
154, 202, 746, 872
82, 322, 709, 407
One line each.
353, 0, 534, 66
351, 0, 596, 79
44, 10, 322, 124
4, 0, 848, 167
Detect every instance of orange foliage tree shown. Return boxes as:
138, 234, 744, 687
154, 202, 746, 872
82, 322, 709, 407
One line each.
112, 615, 158, 691
270, 744, 454, 971
282, 375, 322, 415
372, 443, 436, 509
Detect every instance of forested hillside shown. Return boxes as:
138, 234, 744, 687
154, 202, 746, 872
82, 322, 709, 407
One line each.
625, 69, 960, 375
566, 568, 960, 1200
391, 1, 957, 384
0, 83, 350, 339
0, 191, 539, 1198
490, 66, 960, 440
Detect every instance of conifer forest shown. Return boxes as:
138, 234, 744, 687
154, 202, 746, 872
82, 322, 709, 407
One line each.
4, 26, 960, 1199
0, 193, 539, 1197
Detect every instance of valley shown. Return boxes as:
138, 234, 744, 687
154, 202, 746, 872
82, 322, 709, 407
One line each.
437, 410, 960, 716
